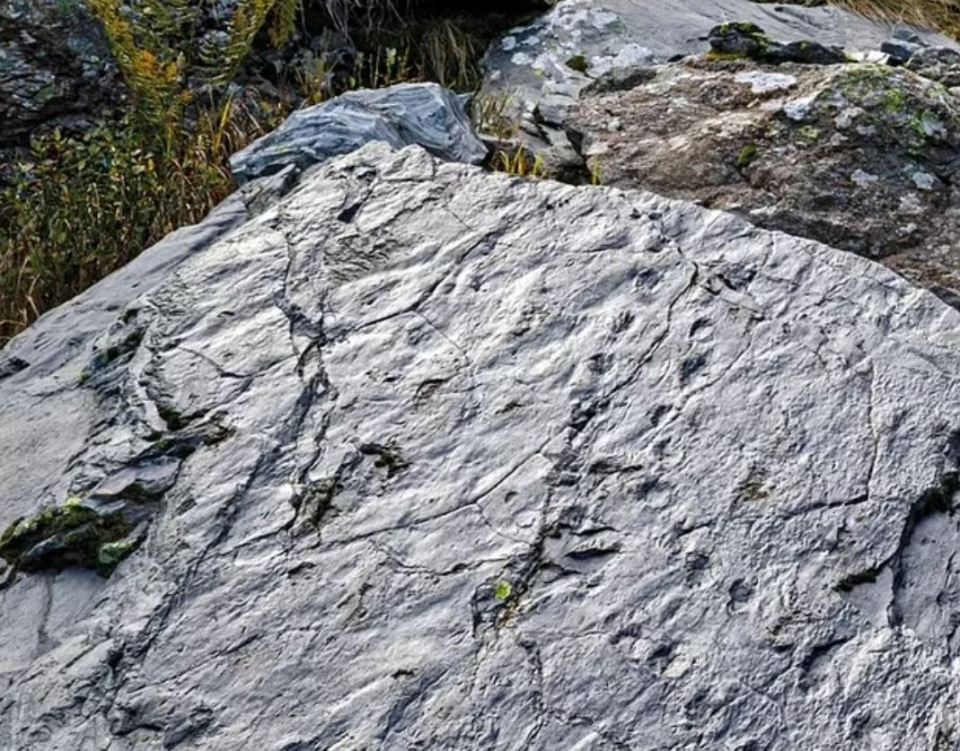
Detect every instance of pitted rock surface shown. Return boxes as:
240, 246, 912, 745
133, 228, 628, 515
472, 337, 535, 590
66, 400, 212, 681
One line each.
2, 144, 960, 748
570, 58, 960, 308
480, 0, 958, 153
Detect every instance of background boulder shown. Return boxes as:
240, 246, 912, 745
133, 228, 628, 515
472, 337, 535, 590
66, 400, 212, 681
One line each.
230, 82, 489, 183
571, 58, 960, 308
479, 0, 960, 181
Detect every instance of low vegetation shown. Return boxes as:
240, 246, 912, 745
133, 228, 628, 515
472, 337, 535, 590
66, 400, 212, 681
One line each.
838, 0, 960, 37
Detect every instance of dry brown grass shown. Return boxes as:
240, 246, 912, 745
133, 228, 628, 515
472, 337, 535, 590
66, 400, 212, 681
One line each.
830, 0, 960, 37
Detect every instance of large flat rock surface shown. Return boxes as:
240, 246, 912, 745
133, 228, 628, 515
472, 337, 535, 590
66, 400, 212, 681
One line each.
2, 144, 960, 748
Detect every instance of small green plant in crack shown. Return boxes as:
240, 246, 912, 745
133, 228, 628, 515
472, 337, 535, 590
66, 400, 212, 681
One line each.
565, 54, 589, 74
157, 404, 187, 431
884, 88, 907, 114
589, 161, 603, 186
495, 145, 547, 179
736, 144, 758, 170
494, 580, 513, 602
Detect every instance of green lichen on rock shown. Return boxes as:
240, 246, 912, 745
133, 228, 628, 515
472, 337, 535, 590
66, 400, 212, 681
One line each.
0, 496, 141, 576
736, 143, 758, 169
708, 22, 844, 65
710, 22, 771, 60
157, 404, 187, 431
826, 66, 958, 158
884, 88, 906, 114
565, 54, 589, 74
97, 538, 141, 569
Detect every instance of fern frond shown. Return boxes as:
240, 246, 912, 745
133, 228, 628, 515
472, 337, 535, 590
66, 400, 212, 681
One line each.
268, 0, 301, 49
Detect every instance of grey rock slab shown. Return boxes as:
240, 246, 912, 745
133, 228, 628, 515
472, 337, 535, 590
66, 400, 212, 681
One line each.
0, 168, 293, 541
3, 144, 960, 747
230, 82, 488, 184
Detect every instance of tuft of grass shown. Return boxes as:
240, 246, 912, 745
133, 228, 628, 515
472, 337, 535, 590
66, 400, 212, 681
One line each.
737, 143, 759, 169
495, 145, 548, 179
830, 0, 960, 38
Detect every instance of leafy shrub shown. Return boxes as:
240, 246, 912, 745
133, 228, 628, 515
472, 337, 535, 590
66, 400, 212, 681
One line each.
0, 103, 268, 340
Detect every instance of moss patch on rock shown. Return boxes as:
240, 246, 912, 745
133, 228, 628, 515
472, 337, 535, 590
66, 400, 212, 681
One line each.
709, 22, 845, 65
0, 497, 142, 576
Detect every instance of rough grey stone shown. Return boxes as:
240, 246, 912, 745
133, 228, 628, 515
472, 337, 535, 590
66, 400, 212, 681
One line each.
881, 38, 924, 65
229, 82, 489, 183
481, 0, 958, 120
2, 143, 960, 748
906, 46, 960, 87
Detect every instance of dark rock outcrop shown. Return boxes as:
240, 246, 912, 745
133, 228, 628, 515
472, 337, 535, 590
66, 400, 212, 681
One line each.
2, 141, 960, 748
708, 21, 847, 65
0, 0, 120, 154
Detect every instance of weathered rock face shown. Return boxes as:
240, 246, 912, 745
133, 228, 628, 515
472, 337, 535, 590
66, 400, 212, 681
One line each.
3, 142, 960, 748
480, 0, 958, 142
478, 0, 960, 307
571, 59, 960, 307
